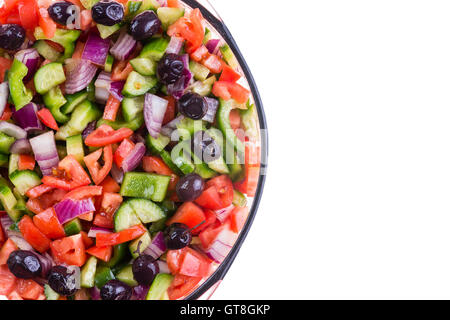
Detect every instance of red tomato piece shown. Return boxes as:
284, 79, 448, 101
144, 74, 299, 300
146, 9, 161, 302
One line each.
0, 265, 17, 296
203, 54, 223, 74
190, 45, 209, 62
50, 234, 86, 267
212, 81, 250, 104
18, 154, 35, 171
220, 65, 241, 82
86, 245, 113, 262
78, 211, 94, 221
167, 202, 206, 230
0, 57, 12, 83
26, 188, 66, 214
18, 216, 51, 253
85, 124, 133, 147
16, 279, 44, 300
84, 145, 113, 185
38, 7, 56, 38
162, 96, 176, 125
167, 0, 180, 8
37, 108, 59, 131
143, 156, 179, 192
228, 206, 249, 233
167, 274, 202, 300
18, 0, 38, 29
111, 60, 133, 81
177, 247, 211, 278
193, 209, 216, 235
33, 207, 65, 240
198, 220, 225, 249
80, 231, 94, 248
42, 155, 91, 191
64, 186, 103, 200
96, 224, 146, 247
167, 8, 204, 54
99, 176, 120, 193
0, 239, 18, 265
195, 186, 224, 210
103, 95, 121, 122
196, 175, 234, 210
0, 104, 13, 121
7, 291, 23, 300
114, 138, 135, 168
167, 249, 183, 274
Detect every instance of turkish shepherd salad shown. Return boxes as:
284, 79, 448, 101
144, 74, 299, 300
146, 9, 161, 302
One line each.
0, 0, 261, 300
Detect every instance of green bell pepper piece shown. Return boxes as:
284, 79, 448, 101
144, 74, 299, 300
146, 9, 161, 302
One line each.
34, 27, 81, 62
94, 266, 115, 288
120, 172, 171, 202
96, 114, 144, 131
43, 86, 69, 123
103, 243, 130, 269
8, 59, 33, 110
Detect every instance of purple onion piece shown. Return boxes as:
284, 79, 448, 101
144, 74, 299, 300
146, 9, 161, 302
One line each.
109, 81, 125, 101
202, 97, 219, 123
13, 103, 43, 132
144, 94, 168, 138
54, 198, 96, 225
65, 59, 98, 94
0, 121, 27, 139
82, 121, 97, 140
122, 142, 146, 172
110, 30, 137, 61
15, 48, 40, 82
29, 131, 59, 175
9, 139, 32, 154
205, 39, 220, 54
82, 32, 110, 66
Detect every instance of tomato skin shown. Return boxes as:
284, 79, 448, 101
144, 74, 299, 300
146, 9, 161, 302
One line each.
80, 231, 93, 248
167, 274, 202, 300
190, 45, 209, 62
220, 65, 241, 82
0, 239, 18, 265
0, 265, 17, 296
167, 202, 206, 230
111, 61, 133, 81
228, 206, 249, 233
195, 186, 224, 210
167, 249, 183, 274
37, 108, 59, 131
196, 175, 234, 210
162, 96, 176, 125
64, 186, 103, 200
86, 245, 113, 262
193, 209, 216, 235
18, 154, 35, 171
114, 138, 135, 168
96, 224, 146, 247
26, 188, 67, 214
178, 247, 211, 278
50, 234, 86, 267
16, 279, 43, 300
143, 156, 178, 192
167, 8, 204, 53
18, 216, 51, 253
42, 155, 92, 191
198, 220, 224, 249
84, 145, 113, 185
99, 176, 120, 193
38, 7, 56, 38
18, 0, 39, 32
212, 81, 250, 104
33, 208, 65, 240
0, 57, 12, 82
85, 125, 133, 147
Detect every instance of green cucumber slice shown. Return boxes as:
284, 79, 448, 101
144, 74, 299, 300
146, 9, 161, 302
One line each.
121, 96, 144, 122
116, 265, 138, 286
122, 71, 157, 97
66, 134, 85, 165
120, 172, 171, 202
146, 273, 174, 300
9, 170, 41, 196
130, 58, 156, 76
61, 91, 88, 115
81, 256, 98, 288
34, 63, 66, 95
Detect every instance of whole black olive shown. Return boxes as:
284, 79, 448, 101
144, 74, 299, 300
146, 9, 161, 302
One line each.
91, 1, 124, 26
178, 92, 208, 120
48, 1, 78, 26
192, 130, 221, 163
176, 173, 205, 202
100, 280, 132, 300
0, 24, 26, 51
47, 266, 78, 296
164, 223, 192, 250
132, 255, 159, 286
129, 10, 161, 41
157, 53, 184, 85
7, 250, 42, 279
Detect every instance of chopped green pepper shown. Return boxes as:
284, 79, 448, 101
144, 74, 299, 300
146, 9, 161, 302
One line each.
43, 86, 69, 123
8, 59, 33, 110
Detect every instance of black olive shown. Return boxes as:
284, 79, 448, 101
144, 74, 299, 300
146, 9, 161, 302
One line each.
178, 92, 208, 120
192, 130, 221, 163
157, 53, 184, 85
92, 1, 124, 26
48, 1, 78, 26
176, 173, 205, 202
0, 24, 26, 51
7, 250, 42, 279
132, 255, 159, 286
129, 10, 161, 41
164, 223, 192, 250
47, 266, 78, 296
100, 280, 132, 300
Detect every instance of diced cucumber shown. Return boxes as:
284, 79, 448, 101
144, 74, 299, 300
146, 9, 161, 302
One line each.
116, 265, 138, 286
33, 28, 81, 62
191, 76, 216, 96
207, 156, 229, 175
126, 1, 142, 21
34, 62, 66, 95
9, 170, 41, 196
44, 284, 60, 300
120, 172, 171, 202
122, 96, 144, 122
34, 40, 61, 62
171, 141, 195, 175
136, 0, 162, 15
61, 91, 89, 115
146, 133, 170, 153
8, 154, 19, 177
81, 256, 98, 288
64, 218, 82, 236
146, 273, 173, 300
240, 103, 258, 141
191, 152, 217, 179
229, 152, 244, 181
176, 117, 206, 137
104, 54, 114, 73
43, 86, 69, 124
157, 7, 185, 30
158, 149, 183, 176
97, 23, 121, 39
220, 44, 239, 70
0, 185, 21, 221
13, 188, 28, 212
80, 0, 99, 9
233, 189, 247, 207
96, 114, 144, 131
56, 100, 101, 140
114, 202, 141, 232
128, 198, 165, 224
66, 134, 85, 165
129, 230, 151, 258
189, 61, 210, 81
203, 28, 212, 44
94, 266, 115, 288
123, 71, 157, 97
139, 38, 169, 61
130, 58, 156, 76
0, 133, 15, 154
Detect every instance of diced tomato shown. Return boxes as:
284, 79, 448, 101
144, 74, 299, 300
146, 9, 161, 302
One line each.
193, 209, 216, 235
42, 155, 92, 191
0, 265, 17, 296
80, 9, 92, 30
167, 274, 202, 300
0, 0, 20, 18
203, 54, 223, 74
0, 104, 13, 121
17, 154, 35, 171
190, 45, 209, 62
86, 245, 113, 262
0, 239, 18, 265
99, 176, 120, 193
16, 279, 44, 300
162, 96, 176, 125
167, 249, 183, 274
80, 231, 94, 248
167, 0, 180, 8
114, 138, 135, 168
18, 0, 39, 30
195, 186, 228, 212
101, 192, 123, 213
229, 109, 241, 130
96, 224, 146, 247
198, 220, 226, 250
26, 188, 67, 214
220, 64, 241, 82
177, 247, 211, 278
93, 213, 114, 229
18, 216, 51, 253
72, 41, 85, 59
195, 175, 234, 210
64, 186, 103, 200
33, 208, 65, 240
167, 202, 206, 230
7, 291, 23, 300
84, 145, 113, 185
212, 81, 250, 104
228, 206, 249, 233
167, 8, 204, 54
78, 211, 94, 221
50, 234, 86, 267
85, 124, 133, 147
111, 60, 133, 81
0, 221, 4, 245
0, 57, 12, 83
143, 156, 179, 192
94, 192, 123, 228
37, 108, 59, 131
103, 95, 121, 122
5, 8, 21, 24
234, 142, 260, 197
38, 7, 56, 38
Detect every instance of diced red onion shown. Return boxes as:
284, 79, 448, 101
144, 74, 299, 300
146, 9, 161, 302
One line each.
143, 232, 166, 259
167, 54, 192, 99
87, 226, 113, 238
204, 227, 238, 263
95, 71, 111, 103
132, 285, 150, 300
82, 32, 110, 66
205, 39, 220, 55
161, 115, 184, 138
82, 121, 97, 140
0, 214, 13, 236
110, 81, 125, 101
202, 97, 219, 123
30, 131, 59, 176
157, 261, 170, 274
67, 265, 81, 290
13, 102, 43, 132
121, 142, 146, 172
111, 163, 124, 184
9, 139, 32, 154
65, 59, 98, 94
15, 48, 40, 82
110, 30, 137, 61
166, 36, 184, 55
54, 198, 96, 225
215, 205, 234, 222
0, 82, 8, 116
9, 235, 33, 251
0, 121, 27, 139
90, 287, 101, 300
144, 93, 168, 138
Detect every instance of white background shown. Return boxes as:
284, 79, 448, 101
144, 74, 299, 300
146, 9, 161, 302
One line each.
210, 0, 450, 299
